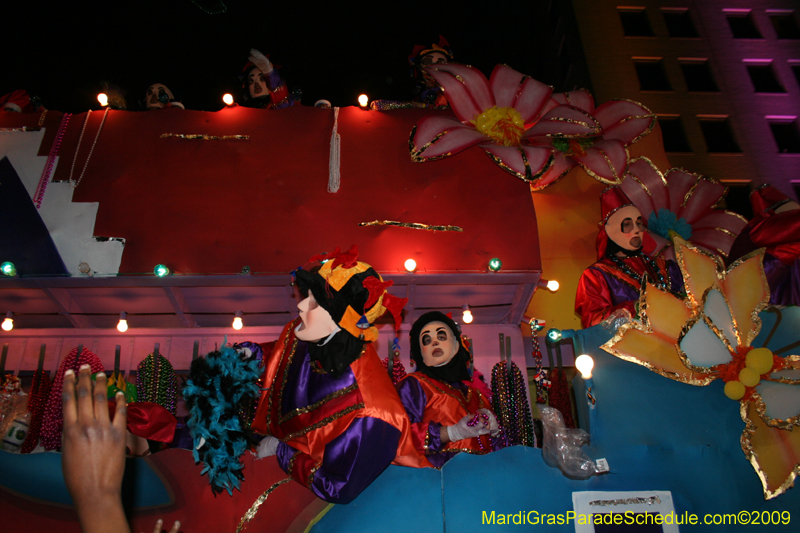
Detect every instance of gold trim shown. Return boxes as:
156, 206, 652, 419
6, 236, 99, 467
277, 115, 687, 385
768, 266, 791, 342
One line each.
415, 374, 473, 412
628, 155, 667, 190
409, 125, 453, 163
280, 402, 365, 442
578, 146, 628, 185
613, 98, 656, 145
236, 477, 292, 532
278, 383, 359, 424
267, 335, 299, 431
307, 462, 322, 490
529, 157, 572, 191
358, 220, 463, 232
161, 133, 249, 141
740, 402, 800, 500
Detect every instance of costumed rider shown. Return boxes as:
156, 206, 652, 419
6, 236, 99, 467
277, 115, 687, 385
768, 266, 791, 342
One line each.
396, 311, 505, 468
1, 89, 45, 112
251, 246, 425, 503
241, 49, 296, 109
728, 184, 800, 306
370, 35, 452, 111
145, 83, 184, 110
575, 186, 685, 329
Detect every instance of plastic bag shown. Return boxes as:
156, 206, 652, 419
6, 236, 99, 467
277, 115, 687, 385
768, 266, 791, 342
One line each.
539, 405, 600, 480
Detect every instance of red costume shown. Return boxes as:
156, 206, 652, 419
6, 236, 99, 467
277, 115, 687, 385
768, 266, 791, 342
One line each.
395, 373, 494, 468
575, 255, 681, 329
251, 319, 426, 503
576, 187, 684, 329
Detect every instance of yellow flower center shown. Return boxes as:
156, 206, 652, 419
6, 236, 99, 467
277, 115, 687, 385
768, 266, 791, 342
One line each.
471, 106, 525, 146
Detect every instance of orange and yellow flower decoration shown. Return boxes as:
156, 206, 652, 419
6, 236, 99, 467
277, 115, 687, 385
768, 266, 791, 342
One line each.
602, 237, 800, 499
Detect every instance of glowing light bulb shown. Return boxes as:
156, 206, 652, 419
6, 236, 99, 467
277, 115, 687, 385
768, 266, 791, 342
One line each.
547, 328, 561, 342
462, 304, 473, 324
233, 311, 243, 330
222, 93, 234, 105
546, 279, 560, 292
575, 354, 594, 379
358, 94, 369, 107
154, 264, 170, 277
2, 312, 13, 331
117, 312, 128, 333
488, 258, 502, 272
97, 93, 109, 107
1, 262, 17, 276
404, 259, 417, 272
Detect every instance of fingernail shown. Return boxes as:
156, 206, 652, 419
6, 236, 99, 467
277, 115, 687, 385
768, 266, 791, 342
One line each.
79, 364, 90, 371
96, 372, 106, 378
64, 369, 74, 377
116, 391, 125, 398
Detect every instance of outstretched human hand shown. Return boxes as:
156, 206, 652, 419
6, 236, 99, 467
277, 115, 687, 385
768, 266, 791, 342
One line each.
145, 518, 181, 533
61, 365, 131, 533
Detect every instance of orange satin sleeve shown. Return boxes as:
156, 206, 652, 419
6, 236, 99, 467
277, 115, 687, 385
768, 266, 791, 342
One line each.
351, 346, 429, 468
575, 267, 635, 329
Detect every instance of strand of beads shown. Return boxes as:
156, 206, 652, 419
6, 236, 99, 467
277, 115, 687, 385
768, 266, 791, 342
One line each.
136, 353, 178, 415
33, 112, 71, 208
491, 360, 535, 447
20, 368, 51, 453
609, 252, 667, 291
40, 347, 104, 450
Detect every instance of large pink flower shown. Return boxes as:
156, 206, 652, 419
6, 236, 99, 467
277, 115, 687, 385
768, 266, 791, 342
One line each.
409, 64, 600, 184
620, 157, 748, 258
528, 90, 656, 190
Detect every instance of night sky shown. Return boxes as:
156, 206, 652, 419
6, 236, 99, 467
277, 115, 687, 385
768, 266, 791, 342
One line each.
5, 1, 556, 113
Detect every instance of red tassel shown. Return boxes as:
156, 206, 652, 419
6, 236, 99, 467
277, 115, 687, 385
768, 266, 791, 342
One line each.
382, 292, 408, 333
363, 276, 394, 309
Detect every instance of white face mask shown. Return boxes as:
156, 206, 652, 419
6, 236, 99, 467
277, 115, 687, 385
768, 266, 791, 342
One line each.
605, 205, 645, 251
419, 321, 459, 367
247, 68, 268, 99
146, 84, 173, 110
295, 294, 338, 342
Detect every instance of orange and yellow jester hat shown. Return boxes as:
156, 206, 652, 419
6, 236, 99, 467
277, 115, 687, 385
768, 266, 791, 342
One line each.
294, 246, 407, 343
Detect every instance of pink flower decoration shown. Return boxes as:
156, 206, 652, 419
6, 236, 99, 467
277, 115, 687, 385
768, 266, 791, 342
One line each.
620, 157, 748, 258
409, 64, 601, 185
528, 90, 656, 190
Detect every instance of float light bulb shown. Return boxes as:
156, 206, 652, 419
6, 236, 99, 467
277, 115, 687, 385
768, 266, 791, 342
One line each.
1, 262, 16, 277
2, 312, 13, 331
233, 311, 243, 330
97, 93, 109, 107
488, 258, 502, 272
404, 259, 417, 272
222, 93, 234, 105
358, 94, 369, 107
117, 312, 128, 333
462, 304, 473, 324
154, 264, 170, 277
547, 328, 561, 342
547, 279, 560, 292
575, 354, 594, 379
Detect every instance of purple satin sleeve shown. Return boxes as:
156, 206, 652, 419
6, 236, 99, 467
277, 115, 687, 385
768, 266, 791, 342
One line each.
599, 270, 640, 306
764, 254, 800, 306
277, 418, 400, 504
667, 260, 685, 295
266, 69, 284, 92
396, 377, 426, 423
282, 346, 357, 417
276, 440, 295, 471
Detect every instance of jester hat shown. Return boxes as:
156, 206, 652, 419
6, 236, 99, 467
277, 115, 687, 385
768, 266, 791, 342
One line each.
294, 246, 407, 343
